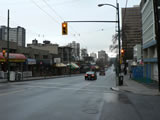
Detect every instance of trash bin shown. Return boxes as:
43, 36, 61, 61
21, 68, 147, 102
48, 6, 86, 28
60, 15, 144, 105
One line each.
119, 75, 123, 86
15, 72, 22, 81
10, 71, 16, 81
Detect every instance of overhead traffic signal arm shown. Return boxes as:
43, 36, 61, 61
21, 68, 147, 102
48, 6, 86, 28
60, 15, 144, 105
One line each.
62, 22, 68, 35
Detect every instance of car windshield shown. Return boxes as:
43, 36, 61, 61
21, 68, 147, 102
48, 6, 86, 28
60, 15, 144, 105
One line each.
86, 71, 94, 74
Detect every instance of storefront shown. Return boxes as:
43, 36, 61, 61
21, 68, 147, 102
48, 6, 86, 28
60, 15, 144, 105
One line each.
0, 53, 26, 71
8, 53, 26, 71
67, 62, 80, 74
36, 59, 53, 76
55, 63, 67, 75
0, 54, 5, 62
0, 54, 5, 71
25, 58, 36, 76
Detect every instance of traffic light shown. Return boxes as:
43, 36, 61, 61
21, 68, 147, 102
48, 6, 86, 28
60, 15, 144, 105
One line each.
62, 22, 68, 35
121, 49, 125, 57
2, 50, 6, 57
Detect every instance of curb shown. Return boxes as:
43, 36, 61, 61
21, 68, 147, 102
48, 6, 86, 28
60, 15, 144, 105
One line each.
110, 87, 120, 91
111, 87, 160, 96
0, 74, 83, 83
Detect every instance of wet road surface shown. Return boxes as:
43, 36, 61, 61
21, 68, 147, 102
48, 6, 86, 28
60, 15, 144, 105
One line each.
0, 67, 160, 120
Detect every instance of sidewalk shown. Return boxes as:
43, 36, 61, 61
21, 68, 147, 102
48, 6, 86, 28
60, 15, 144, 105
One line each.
0, 74, 83, 83
111, 74, 160, 96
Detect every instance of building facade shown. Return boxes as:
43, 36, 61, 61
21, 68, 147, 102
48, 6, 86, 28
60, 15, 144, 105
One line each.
27, 39, 59, 55
58, 46, 72, 64
133, 44, 142, 62
140, 0, 158, 81
81, 48, 88, 59
122, 6, 142, 60
0, 26, 26, 47
68, 41, 80, 61
98, 50, 108, 65
90, 52, 97, 62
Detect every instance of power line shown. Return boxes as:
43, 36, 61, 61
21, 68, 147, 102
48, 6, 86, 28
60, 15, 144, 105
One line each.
30, 0, 60, 24
42, 0, 64, 21
30, 0, 100, 49
31, 0, 82, 42
41, 0, 80, 36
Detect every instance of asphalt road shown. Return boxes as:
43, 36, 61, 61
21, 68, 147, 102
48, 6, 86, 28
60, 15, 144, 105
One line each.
0, 67, 160, 120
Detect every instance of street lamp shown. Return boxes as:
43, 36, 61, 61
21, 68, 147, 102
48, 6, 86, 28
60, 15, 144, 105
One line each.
98, 3, 121, 85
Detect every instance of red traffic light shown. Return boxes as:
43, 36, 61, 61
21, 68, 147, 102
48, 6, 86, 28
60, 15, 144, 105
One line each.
62, 22, 68, 35
121, 49, 125, 57
121, 49, 124, 53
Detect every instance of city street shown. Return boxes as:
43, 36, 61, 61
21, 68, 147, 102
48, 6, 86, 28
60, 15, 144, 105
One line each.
0, 67, 160, 120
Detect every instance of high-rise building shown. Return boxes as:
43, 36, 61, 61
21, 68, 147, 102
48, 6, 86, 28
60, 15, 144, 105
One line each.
90, 52, 97, 59
98, 50, 106, 59
58, 46, 72, 64
0, 26, 26, 47
90, 52, 97, 62
81, 48, 88, 59
68, 41, 80, 61
140, 0, 158, 81
122, 6, 142, 60
98, 50, 108, 65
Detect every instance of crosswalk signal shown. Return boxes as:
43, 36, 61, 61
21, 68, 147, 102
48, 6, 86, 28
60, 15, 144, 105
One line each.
2, 50, 6, 57
62, 22, 68, 35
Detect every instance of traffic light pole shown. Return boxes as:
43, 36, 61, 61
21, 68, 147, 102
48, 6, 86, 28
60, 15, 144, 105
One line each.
64, 3, 122, 86
117, 3, 121, 84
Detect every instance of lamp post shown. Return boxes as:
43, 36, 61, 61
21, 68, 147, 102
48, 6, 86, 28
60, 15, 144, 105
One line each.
98, 3, 121, 85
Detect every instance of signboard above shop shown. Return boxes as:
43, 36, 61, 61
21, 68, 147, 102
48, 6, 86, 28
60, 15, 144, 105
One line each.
27, 59, 36, 65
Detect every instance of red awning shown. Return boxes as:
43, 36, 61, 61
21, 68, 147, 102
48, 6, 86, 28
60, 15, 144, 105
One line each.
0, 53, 26, 62
0, 54, 5, 62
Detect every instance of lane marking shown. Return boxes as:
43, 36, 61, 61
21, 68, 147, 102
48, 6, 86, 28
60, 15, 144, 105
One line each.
19, 84, 113, 93
0, 89, 25, 97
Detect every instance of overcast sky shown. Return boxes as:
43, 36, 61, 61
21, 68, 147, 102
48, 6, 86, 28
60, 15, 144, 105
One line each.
0, 0, 141, 57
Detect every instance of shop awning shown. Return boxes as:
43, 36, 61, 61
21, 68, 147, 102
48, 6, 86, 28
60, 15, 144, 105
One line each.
0, 54, 5, 62
55, 63, 67, 67
9, 53, 26, 62
0, 53, 26, 62
68, 62, 79, 69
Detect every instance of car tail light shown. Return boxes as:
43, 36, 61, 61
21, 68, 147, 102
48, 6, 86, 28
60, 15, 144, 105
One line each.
85, 74, 88, 76
91, 74, 94, 77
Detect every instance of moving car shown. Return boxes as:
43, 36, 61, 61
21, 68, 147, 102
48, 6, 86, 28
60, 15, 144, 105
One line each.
99, 70, 105, 76
85, 71, 97, 80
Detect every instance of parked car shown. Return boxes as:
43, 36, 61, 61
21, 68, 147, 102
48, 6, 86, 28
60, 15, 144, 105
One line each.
99, 70, 105, 76
85, 71, 97, 80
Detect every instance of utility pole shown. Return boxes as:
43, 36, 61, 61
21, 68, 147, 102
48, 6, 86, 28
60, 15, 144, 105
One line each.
117, 3, 121, 83
153, 0, 160, 92
69, 47, 71, 76
7, 9, 10, 82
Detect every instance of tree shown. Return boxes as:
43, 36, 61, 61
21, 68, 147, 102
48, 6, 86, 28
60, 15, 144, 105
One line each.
109, 30, 122, 53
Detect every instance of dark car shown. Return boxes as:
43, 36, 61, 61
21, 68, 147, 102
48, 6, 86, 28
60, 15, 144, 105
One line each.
85, 71, 97, 80
99, 70, 105, 76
